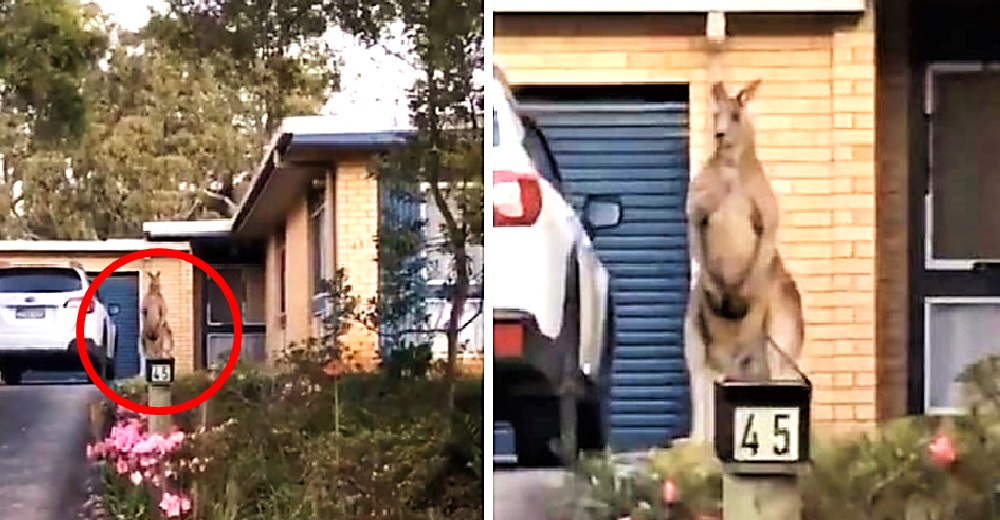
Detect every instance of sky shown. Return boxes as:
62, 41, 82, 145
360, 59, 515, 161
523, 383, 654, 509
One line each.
92, 0, 417, 129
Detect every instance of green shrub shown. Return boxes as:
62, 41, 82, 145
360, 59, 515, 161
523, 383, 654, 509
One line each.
109, 351, 483, 520
561, 355, 1000, 520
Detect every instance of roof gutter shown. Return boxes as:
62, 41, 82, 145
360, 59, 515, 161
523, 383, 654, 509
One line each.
231, 132, 293, 235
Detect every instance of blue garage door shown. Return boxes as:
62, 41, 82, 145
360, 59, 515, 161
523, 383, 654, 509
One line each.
523, 93, 692, 451
90, 272, 140, 379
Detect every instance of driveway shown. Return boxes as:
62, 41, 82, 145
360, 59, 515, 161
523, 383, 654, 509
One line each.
494, 468, 569, 520
0, 375, 100, 520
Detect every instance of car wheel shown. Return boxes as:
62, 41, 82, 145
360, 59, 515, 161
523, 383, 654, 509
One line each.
512, 258, 583, 468
513, 397, 562, 468
1, 367, 23, 385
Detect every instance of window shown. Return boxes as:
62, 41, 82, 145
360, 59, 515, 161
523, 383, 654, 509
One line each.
924, 298, 1000, 413
926, 66, 1000, 268
492, 109, 500, 148
206, 332, 267, 366
308, 177, 328, 305
420, 184, 484, 359
207, 266, 266, 326
522, 120, 562, 187
0, 268, 84, 293
921, 63, 1000, 416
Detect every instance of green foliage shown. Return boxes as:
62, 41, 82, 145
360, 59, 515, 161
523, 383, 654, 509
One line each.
0, 0, 107, 143
0, 0, 339, 239
563, 355, 1000, 520
117, 346, 483, 520
357, 0, 484, 390
146, 0, 339, 132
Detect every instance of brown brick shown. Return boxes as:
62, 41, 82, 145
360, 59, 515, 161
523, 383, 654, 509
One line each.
496, 12, 877, 432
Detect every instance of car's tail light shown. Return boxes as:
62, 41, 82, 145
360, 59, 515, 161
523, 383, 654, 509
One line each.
493, 170, 542, 227
494, 321, 525, 358
65, 297, 95, 314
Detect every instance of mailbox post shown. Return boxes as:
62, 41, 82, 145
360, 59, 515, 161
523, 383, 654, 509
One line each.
714, 377, 812, 520
145, 357, 175, 434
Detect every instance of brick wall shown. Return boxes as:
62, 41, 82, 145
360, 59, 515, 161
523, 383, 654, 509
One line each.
873, 0, 912, 423
335, 158, 380, 369
495, 11, 879, 432
283, 196, 313, 350
0, 250, 197, 373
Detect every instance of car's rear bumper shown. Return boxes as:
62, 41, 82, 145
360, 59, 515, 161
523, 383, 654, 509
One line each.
494, 311, 575, 401
0, 336, 103, 370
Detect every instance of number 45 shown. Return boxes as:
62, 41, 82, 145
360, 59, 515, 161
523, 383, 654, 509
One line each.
740, 413, 792, 456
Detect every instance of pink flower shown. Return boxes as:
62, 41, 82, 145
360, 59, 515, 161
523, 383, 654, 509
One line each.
159, 492, 192, 518
929, 432, 958, 468
115, 459, 129, 475
130, 471, 143, 486
662, 479, 679, 504
132, 439, 155, 455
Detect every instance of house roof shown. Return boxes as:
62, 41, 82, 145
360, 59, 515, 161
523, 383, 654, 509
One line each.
0, 239, 191, 252
231, 116, 414, 238
139, 115, 414, 242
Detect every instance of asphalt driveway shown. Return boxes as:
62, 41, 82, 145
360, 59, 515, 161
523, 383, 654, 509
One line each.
0, 377, 100, 520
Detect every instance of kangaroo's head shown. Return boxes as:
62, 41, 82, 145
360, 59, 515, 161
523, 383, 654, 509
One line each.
711, 79, 761, 158
146, 271, 162, 294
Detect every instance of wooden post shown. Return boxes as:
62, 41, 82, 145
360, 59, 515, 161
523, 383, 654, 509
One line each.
714, 379, 812, 520
145, 357, 177, 434
723, 468, 804, 520
148, 385, 172, 433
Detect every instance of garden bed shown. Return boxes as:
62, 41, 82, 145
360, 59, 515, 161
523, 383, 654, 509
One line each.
555, 356, 1000, 520
90, 357, 483, 519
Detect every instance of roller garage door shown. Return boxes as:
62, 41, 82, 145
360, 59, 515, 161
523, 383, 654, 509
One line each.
90, 272, 141, 379
498, 86, 693, 453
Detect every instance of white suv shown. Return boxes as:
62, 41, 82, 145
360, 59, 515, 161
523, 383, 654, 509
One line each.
0, 263, 118, 384
490, 64, 621, 467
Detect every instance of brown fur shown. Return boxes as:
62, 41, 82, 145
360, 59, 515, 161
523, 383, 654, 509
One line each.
141, 271, 174, 359
683, 80, 806, 443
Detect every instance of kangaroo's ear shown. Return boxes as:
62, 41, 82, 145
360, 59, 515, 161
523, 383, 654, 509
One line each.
711, 82, 729, 104
736, 79, 762, 105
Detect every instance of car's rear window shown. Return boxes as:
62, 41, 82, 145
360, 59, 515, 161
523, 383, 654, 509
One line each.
492, 108, 500, 147
0, 268, 84, 293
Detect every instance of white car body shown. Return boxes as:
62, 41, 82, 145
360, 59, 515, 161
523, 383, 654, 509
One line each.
0, 263, 117, 380
489, 64, 612, 383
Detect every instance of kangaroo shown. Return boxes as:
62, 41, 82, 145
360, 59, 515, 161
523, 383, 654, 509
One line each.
141, 271, 174, 359
683, 80, 806, 444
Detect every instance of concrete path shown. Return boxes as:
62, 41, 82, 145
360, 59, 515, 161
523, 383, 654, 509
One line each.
0, 378, 101, 520
494, 468, 569, 520
493, 452, 653, 520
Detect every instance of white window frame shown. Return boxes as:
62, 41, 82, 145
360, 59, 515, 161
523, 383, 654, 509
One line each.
308, 177, 331, 319
206, 331, 268, 368
922, 296, 1000, 416
418, 181, 485, 358
923, 61, 1000, 271
492, 0, 864, 13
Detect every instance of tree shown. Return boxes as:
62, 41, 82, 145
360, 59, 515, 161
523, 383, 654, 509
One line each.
349, 0, 484, 409
0, 0, 107, 144
145, 0, 339, 133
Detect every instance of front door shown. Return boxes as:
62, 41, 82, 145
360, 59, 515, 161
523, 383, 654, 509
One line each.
920, 63, 1000, 414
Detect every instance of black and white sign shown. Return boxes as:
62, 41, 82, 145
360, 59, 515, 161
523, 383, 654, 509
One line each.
733, 406, 800, 462
145, 358, 175, 385
714, 379, 812, 470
